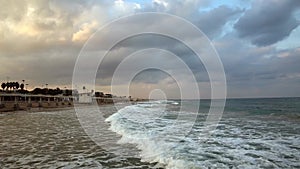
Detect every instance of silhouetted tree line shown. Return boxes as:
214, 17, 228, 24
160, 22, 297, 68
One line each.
31, 88, 64, 95
1, 82, 74, 96
1, 82, 21, 91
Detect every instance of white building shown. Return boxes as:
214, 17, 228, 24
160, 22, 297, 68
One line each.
78, 92, 92, 103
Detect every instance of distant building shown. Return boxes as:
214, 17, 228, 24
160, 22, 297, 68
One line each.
78, 92, 92, 103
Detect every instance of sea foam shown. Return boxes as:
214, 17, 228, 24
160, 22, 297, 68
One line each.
106, 101, 300, 169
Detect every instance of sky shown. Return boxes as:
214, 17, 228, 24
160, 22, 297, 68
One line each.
0, 0, 300, 99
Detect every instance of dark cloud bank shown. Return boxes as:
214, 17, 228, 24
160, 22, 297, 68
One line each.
0, 0, 300, 98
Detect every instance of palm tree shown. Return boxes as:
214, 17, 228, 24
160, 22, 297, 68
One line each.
20, 83, 24, 90
56, 87, 62, 95
11, 82, 16, 90
15, 82, 20, 90
6, 82, 11, 91
1, 83, 6, 90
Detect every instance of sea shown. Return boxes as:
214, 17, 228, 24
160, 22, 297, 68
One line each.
0, 97, 299, 169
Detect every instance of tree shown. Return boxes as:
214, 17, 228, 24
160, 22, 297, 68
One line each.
20, 83, 24, 90
56, 87, 62, 95
31, 88, 42, 95
11, 82, 15, 90
15, 82, 19, 90
1, 83, 6, 90
6, 82, 11, 90
11, 82, 14, 89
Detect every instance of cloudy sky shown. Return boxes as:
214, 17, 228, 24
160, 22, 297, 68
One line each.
0, 0, 300, 98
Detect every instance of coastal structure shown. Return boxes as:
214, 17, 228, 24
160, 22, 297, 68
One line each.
78, 92, 93, 103
0, 85, 145, 112
0, 93, 74, 112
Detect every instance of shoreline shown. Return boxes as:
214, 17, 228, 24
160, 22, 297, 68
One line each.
0, 101, 74, 113
0, 92, 147, 113
0, 104, 75, 115
0, 98, 147, 114
0, 101, 123, 114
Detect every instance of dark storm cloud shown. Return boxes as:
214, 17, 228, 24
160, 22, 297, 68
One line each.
215, 33, 300, 97
234, 0, 300, 46
140, 1, 242, 39
1, 0, 299, 98
94, 34, 209, 86
217, 34, 300, 83
0, 49, 79, 87
195, 5, 243, 38
141, 0, 210, 15
88, 3, 242, 84
0, 0, 237, 88
0, 0, 109, 86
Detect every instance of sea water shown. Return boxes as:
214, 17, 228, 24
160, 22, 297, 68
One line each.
1, 98, 300, 168
0, 107, 158, 169
106, 98, 300, 169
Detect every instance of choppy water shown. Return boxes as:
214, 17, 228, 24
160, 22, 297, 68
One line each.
1, 98, 300, 169
106, 98, 300, 169
0, 107, 158, 169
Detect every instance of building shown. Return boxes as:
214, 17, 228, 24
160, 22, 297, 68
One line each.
78, 92, 92, 103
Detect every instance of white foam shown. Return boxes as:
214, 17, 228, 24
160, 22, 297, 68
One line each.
106, 102, 300, 169
108, 104, 202, 168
